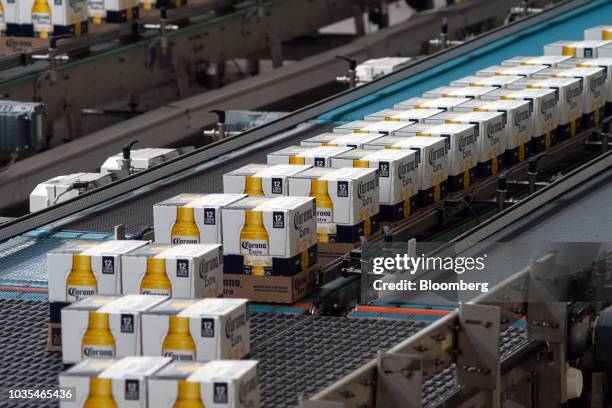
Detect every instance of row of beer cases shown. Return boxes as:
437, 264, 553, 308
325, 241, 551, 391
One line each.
60, 356, 260, 407
1, 0, 184, 39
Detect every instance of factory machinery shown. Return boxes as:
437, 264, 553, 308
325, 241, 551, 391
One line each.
2, 0, 612, 407
0, 0, 547, 212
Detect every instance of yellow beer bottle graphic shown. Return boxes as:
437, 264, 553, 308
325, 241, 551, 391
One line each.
289, 156, 305, 165
141, 257, 172, 296
353, 159, 369, 168
310, 179, 333, 243
240, 210, 269, 276
162, 316, 196, 361
0, 1, 6, 33
32, 0, 52, 39
244, 176, 264, 196
173, 381, 205, 408
172, 207, 200, 244
82, 312, 116, 360
84, 377, 117, 408
66, 254, 97, 302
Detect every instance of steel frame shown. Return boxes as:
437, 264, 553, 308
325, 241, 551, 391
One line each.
304, 148, 612, 406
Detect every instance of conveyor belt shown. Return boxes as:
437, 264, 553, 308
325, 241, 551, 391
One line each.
64, 123, 330, 234
49, 0, 612, 236
0, 299, 527, 407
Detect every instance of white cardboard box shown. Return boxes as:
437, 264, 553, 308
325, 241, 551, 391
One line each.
154, 193, 246, 245
450, 75, 524, 88
122, 244, 224, 298
394, 96, 472, 111
500, 55, 573, 67
364, 108, 443, 122
544, 40, 612, 58
300, 132, 384, 148
288, 167, 379, 242
423, 111, 506, 177
453, 99, 532, 164
332, 120, 413, 135
585, 26, 612, 41
331, 148, 418, 221
48, 240, 149, 303
223, 164, 311, 197
59, 357, 172, 408
142, 298, 250, 362
506, 77, 583, 138
53, 0, 88, 27
481, 87, 558, 151
363, 136, 449, 205
222, 196, 317, 275
557, 58, 612, 108
532, 67, 607, 124
266, 145, 354, 167
394, 123, 478, 192
187, 360, 260, 408
147, 361, 208, 408
61, 295, 167, 364
422, 86, 498, 99
476, 64, 548, 77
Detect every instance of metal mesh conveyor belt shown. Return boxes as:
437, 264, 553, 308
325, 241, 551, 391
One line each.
423, 326, 528, 408
0, 300, 527, 408
0, 236, 71, 289
0, 300, 63, 407
249, 315, 431, 407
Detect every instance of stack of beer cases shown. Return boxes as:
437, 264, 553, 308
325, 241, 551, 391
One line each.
60, 358, 260, 408
56, 286, 255, 406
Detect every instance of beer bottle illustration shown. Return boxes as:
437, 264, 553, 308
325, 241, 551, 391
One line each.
171, 207, 200, 244
66, 254, 97, 302
82, 312, 116, 360
173, 381, 205, 408
32, 0, 52, 39
309, 179, 333, 243
244, 176, 264, 196
353, 159, 369, 168
289, 156, 305, 165
162, 316, 196, 361
84, 377, 117, 408
240, 210, 269, 276
140, 257, 172, 296
0, 1, 6, 34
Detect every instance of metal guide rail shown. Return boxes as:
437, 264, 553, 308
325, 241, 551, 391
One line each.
0, 0, 598, 242
303, 153, 612, 407
0, 299, 529, 407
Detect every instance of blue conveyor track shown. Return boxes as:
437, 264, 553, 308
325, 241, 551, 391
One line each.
320, 0, 612, 122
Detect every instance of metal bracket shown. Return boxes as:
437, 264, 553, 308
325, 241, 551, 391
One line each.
376, 352, 423, 408
457, 304, 501, 407
526, 257, 568, 343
